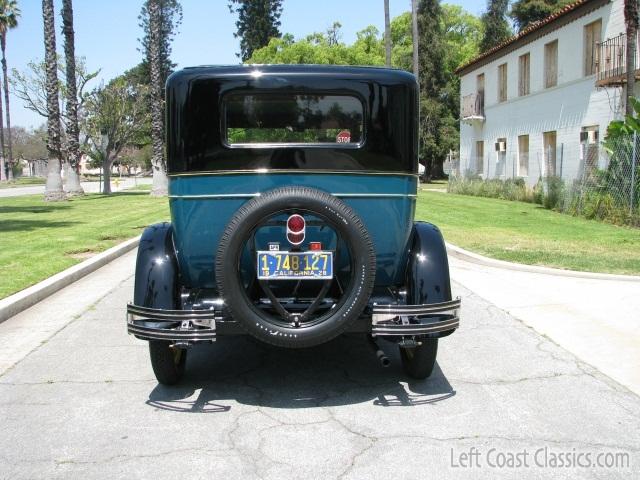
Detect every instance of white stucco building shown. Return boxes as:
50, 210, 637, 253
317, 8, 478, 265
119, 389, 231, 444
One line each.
457, 0, 638, 185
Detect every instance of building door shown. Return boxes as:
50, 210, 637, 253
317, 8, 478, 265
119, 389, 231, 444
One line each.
518, 135, 529, 177
543, 131, 557, 177
476, 140, 484, 174
495, 138, 506, 177
581, 126, 599, 177
476, 73, 485, 113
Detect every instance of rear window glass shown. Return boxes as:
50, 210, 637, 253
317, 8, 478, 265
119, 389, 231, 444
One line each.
224, 93, 364, 146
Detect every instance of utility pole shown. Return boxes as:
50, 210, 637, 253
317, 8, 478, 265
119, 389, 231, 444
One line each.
384, 0, 391, 67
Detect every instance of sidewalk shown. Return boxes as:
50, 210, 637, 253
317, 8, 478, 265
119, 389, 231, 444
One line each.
449, 254, 640, 396
0, 177, 152, 198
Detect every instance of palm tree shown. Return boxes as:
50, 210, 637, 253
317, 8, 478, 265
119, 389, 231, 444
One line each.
0, 0, 20, 181
624, 0, 639, 115
42, 0, 65, 201
411, 0, 418, 79
61, 0, 83, 195
384, 0, 391, 67
149, 0, 168, 196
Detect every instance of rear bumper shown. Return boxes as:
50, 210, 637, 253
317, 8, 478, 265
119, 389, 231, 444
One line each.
126, 298, 461, 343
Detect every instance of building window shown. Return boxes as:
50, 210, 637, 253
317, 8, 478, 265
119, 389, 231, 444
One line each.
584, 20, 602, 76
495, 138, 506, 177
518, 135, 529, 177
498, 63, 508, 102
580, 126, 600, 175
519, 53, 530, 96
543, 131, 557, 176
544, 40, 558, 88
476, 140, 484, 174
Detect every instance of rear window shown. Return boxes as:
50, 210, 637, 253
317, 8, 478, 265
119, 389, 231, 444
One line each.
224, 93, 364, 146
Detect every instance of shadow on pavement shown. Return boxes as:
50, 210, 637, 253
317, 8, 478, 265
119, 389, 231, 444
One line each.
147, 334, 455, 413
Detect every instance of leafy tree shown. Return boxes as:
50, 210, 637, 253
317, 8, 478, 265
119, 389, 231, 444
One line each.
13, 125, 48, 161
228, 0, 283, 61
61, 0, 83, 195
42, 0, 64, 201
0, 0, 19, 181
510, 0, 571, 32
480, 0, 512, 52
85, 78, 149, 194
138, 0, 182, 90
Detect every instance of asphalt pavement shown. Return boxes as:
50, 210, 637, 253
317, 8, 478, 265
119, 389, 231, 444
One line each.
0, 250, 638, 479
0, 177, 152, 197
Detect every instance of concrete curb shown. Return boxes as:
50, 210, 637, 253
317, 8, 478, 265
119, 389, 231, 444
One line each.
0, 236, 141, 324
446, 242, 640, 282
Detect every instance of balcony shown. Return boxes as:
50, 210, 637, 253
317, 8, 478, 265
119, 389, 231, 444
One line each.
596, 33, 640, 87
461, 92, 484, 124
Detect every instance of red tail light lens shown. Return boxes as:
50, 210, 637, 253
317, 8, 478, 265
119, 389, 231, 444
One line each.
286, 214, 305, 245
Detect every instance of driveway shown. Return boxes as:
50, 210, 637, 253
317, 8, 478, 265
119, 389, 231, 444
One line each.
0, 250, 638, 479
0, 177, 152, 198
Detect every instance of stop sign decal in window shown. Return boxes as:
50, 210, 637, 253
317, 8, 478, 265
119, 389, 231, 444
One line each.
336, 130, 351, 143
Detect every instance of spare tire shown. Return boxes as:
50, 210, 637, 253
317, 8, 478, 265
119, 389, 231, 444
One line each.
215, 186, 376, 348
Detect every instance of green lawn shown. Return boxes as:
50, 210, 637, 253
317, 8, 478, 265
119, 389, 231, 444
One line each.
0, 192, 169, 299
416, 191, 640, 275
0, 177, 46, 189
419, 179, 448, 191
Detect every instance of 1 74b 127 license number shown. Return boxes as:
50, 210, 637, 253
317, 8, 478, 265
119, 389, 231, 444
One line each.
257, 251, 333, 280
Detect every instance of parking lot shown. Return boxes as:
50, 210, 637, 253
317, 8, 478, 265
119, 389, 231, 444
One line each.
0, 251, 638, 479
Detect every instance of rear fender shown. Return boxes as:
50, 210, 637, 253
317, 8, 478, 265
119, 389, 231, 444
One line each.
133, 223, 180, 310
405, 222, 452, 305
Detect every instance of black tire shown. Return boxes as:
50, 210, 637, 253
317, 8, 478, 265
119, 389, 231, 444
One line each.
400, 339, 438, 379
215, 186, 376, 348
149, 341, 187, 385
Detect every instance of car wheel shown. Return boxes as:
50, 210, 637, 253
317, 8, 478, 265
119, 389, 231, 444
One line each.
216, 186, 376, 348
399, 339, 438, 379
149, 341, 187, 385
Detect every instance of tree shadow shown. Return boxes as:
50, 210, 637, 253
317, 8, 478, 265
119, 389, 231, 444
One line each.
0, 219, 79, 232
147, 335, 456, 413
0, 205, 72, 214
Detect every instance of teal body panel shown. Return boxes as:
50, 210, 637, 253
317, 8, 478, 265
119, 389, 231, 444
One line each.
169, 173, 417, 289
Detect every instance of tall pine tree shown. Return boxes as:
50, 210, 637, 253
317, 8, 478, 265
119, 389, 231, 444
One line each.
229, 0, 283, 62
417, 0, 455, 178
480, 0, 512, 52
510, 0, 571, 32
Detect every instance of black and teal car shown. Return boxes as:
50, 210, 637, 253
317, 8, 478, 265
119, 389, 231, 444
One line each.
127, 65, 461, 385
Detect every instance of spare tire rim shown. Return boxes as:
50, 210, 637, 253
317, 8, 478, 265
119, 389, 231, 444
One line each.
234, 207, 356, 330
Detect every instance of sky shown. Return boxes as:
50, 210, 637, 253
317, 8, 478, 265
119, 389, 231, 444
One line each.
10, 0, 484, 129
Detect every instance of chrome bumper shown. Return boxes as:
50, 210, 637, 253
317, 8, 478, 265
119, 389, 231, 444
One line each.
127, 304, 219, 342
370, 298, 461, 337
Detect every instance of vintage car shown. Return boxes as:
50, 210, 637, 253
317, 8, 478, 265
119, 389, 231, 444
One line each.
126, 65, 461, 385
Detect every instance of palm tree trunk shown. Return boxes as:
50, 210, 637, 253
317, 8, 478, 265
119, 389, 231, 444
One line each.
42, 0, 65, 201
0, 66, 5, 182
1, 34, 12, 180
61, 0, 83, 195
412, 0, 419, 79
625, 0, 639, 116
384, 0, 391, 67
149, 0, 168, 196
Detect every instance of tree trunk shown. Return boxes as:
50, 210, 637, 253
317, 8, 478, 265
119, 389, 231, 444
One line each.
411, 0, 419, 79
149, 0, 168, 196
0, 52, 5, 182
61, 0, 84, 195
625, 0, 639, 115
102, 157, 112, 194
42, 0, 65, 201
384, 0, 391, 67
1, 33, 13, 181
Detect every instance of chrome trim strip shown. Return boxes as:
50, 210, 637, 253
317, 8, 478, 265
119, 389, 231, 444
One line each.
371, 299, 461, 315
168, 170, 419, 178
168, 193, 416, 200
371, 318, 459, 335
127, 304, 219, 319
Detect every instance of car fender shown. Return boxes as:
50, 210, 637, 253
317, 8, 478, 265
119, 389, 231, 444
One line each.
133, 223, 180, 310
405, 221, 452, 305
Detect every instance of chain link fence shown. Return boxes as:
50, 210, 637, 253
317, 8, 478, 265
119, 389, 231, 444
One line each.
448, 135, 640, 227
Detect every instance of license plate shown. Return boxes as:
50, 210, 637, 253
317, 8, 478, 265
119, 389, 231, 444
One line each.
257, 251, 333, 280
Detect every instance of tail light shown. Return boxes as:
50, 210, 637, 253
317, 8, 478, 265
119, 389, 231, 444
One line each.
286, 214, 305, 245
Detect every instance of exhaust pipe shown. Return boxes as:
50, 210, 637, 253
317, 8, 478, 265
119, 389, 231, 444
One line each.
369, 335, 390, 367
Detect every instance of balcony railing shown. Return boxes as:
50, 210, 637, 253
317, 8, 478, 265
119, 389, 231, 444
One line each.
596, 33, 640, 87
461, 92, 484, 123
